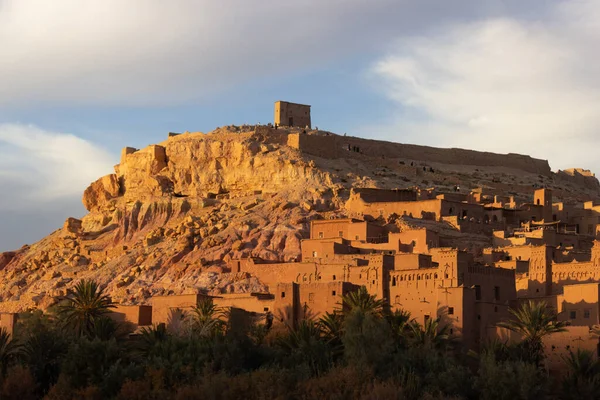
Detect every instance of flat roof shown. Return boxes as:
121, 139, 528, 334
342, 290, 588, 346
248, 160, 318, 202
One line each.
274, 100, 311, 107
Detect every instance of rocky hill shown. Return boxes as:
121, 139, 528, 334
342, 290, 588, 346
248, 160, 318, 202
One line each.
0, 125, 598, 312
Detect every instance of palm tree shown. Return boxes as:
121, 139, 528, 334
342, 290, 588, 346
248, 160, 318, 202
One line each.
497, 300, 566, 364
408, 317, 450, 349
0, 328, 19, 376
339, 286, 385, 317
561, 349, 600, 399
317, 311, 344, 357
56, 279, 115, 338
387, 309, 413, 345
186, 298, 226, 338
276, 319, 330, 375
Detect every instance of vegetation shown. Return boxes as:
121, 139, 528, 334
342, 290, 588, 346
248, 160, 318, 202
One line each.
0, 280, 595, 399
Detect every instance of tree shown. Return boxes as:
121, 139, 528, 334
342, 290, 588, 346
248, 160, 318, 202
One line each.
387, 309, 413, 346
497, 300, 566, 364
186, 298, 226, 338
317, 311, 344, 358
0, 328, 19, 377
561, 349, 600, 400
56, 279, 115, 339
340, 286, 385, 317
408, 317, 450, 350
276, 319, 331, 375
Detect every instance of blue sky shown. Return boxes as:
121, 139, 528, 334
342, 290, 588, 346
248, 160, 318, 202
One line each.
2, 0, 600, 250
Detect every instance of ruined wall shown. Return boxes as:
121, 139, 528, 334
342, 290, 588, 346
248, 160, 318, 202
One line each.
288, 134, 552, 175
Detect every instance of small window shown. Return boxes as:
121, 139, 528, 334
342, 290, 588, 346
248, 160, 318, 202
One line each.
263, 307, 269, 312
338, 231, 343, 237
355, 235, 359, 240
392, 277, 397, 286
332, 290, 336, 296
570, 310, 577, 320
494, 286, 500, 301
312, 251, 317, 257
477, 315, 481, 320
448, 307, 454, 315
584, 309, 591, 319
281, 292, 286, 298
475, 285, 481, 300
318, 232, 324, 238
332, 275, 336, 280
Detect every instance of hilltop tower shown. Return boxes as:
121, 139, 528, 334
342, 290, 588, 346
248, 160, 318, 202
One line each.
274, 101, 311, 128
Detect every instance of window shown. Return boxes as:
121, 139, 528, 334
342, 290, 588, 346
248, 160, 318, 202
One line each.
312, 251, 317, 257
392, 277, 397, 286
339, 231, 343, 237
584, 309, 591, 319
475, 285, 481, 300
281, 292, 286, 298
263, 307, 269, 312
355, 235, 359, 240
448, 307, 454, 315
332, 275, 336, 280
494, 306, 498, 312
332, 291, 336, 296
570, 310, 577, 320
318, 232, 324, 239
494, 286, 500, 301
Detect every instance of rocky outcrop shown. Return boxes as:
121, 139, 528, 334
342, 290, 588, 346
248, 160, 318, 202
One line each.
83, 174, 121, 212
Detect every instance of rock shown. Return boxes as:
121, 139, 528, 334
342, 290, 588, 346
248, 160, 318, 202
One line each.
82, 174, 120, 212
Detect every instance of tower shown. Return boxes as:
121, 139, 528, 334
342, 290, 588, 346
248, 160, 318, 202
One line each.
274, 101, 311, 128
534, 188, 553, 222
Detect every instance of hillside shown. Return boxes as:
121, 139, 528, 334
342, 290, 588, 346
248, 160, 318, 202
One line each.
0, 125, 598, 312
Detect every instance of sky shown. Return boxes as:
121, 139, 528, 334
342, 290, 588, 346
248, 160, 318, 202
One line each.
1, 0, 599, 251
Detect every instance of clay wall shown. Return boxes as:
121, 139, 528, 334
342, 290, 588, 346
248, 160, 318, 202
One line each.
0, 313, 17, 336
392, 229, 439, 253
350, 188, 418, 203
309, 219, 386, 241
239, 260, 321, 290
543, 327, 599, 371
274, 282, 359, 325
110, 305, 152, 327
393, 253, 433, 270
346, 198, 443, 220
213, 293, 275, 315
556, 283, 600, 326
151, 294, 208, 326
287, 133, 337, 158
301, 239, 352, 260
551, 261, 600, 293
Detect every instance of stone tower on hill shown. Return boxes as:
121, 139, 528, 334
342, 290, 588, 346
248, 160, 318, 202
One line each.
274, 100, 311, 128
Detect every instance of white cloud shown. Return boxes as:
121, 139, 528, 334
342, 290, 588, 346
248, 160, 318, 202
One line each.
370, 0, 600, 173
0, 0, 552, 107
0, 124, 116, 209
